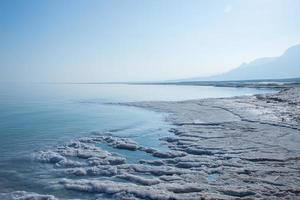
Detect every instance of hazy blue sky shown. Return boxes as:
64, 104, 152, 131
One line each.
1, 0, 300, 82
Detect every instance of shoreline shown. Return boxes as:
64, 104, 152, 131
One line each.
120, 85, 300, 199
2, 85, 299, 199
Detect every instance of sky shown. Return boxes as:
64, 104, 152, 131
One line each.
0, 0, 300, 82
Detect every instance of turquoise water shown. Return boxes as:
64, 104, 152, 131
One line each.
0, 83, 273, 196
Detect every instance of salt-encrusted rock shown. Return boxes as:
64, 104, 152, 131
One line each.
152, 150, 186, 158
130, 164, 185, 176
55, 159, 85, 168
116, 173, 160, 185
70, 168, 87, 176
60, 179, 176, 200
159, 137, 179, 143
138, 146, 156, 154
107, 156, 126, 165
87, 157, 110, 166
78, 137, 95, 143
58, 143, 109, 159
0, 191, 58, 200
97, 135, 139, 151
175, 162, 202, 169
86, 166, 118, 176
114, 142, 138, 151
185, 148, 215, 156
61, 166, 118, 177
219, 187, 256, 197
159, 175, 182, 182
166, 183, 203, 193
35, 151, 66, 164
139, 159, 165, 166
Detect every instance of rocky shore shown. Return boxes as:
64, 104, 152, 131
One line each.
2, 86, 299, 200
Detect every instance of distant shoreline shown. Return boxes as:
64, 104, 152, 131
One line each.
35, 77, 300, 89
127, 77, 300, 89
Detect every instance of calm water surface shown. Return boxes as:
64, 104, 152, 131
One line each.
0, 83, 273, 197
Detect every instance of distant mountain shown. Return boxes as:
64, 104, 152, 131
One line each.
181, 44, 300, 82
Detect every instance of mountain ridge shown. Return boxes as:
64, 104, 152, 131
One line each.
178, 44, 300, 82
